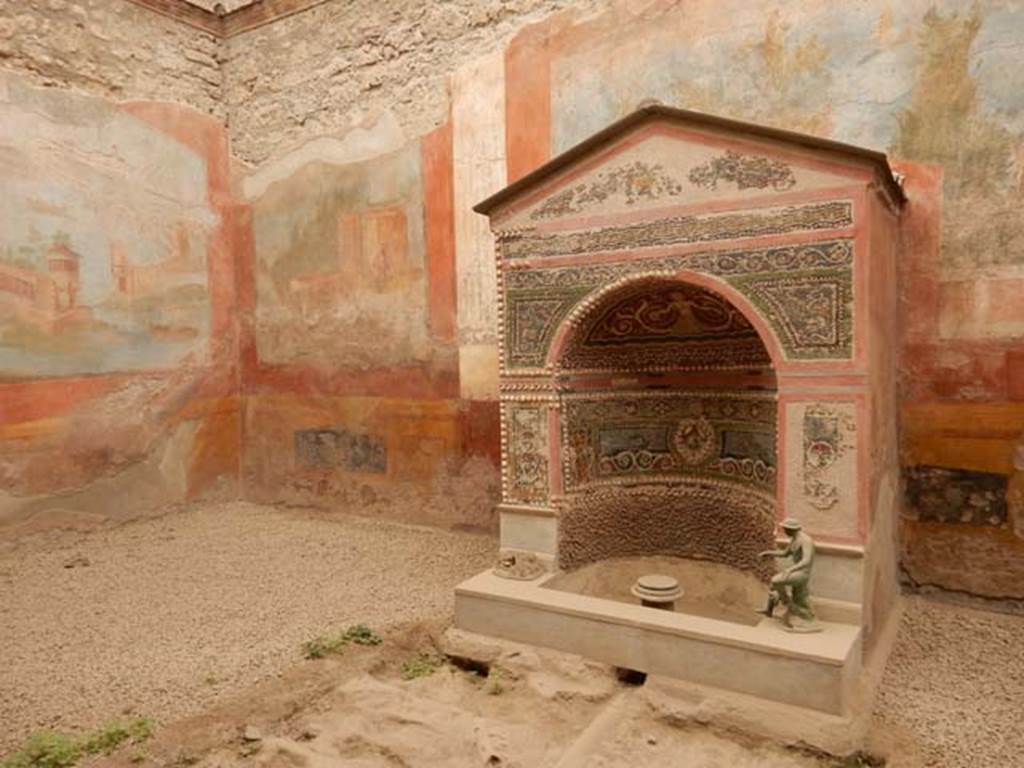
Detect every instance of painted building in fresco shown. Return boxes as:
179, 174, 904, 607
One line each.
0, 239, 84, 324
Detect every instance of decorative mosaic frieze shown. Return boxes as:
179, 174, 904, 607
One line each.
688, 150, 797, 192
558, 336, 771, 372
503, 239, 852, 291
501, 401, 550, 504
530, 161, 683, 220
560, 391, 776, 495
501, 239, 854, 368
502, 201, 853, 260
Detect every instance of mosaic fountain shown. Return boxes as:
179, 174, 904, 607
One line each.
453, 106, 905, 737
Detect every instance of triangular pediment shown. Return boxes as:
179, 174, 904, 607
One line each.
477, 106, 903, 226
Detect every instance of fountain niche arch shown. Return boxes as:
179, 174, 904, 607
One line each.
548, 273, 779, 579
456, 105, 905, 721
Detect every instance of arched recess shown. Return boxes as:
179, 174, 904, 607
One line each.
546, 268, 787, 372
547, 271, 781, 581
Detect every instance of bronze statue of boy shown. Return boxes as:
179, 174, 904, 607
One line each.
757, 518, 816, 627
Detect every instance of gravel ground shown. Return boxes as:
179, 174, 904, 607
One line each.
0, 502, 495, 753
873, 596, 1024, 768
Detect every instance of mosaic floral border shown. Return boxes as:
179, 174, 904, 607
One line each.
501, 201, 853, 260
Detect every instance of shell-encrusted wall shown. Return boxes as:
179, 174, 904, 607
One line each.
558, 482, 776, 579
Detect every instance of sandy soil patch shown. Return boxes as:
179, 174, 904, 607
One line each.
93, 624, 833, 768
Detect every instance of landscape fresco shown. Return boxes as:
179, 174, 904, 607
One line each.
0, 76, 215, 376
251, 143, 432, 369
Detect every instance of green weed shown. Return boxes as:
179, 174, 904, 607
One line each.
0, 731, 80, 768
0, 717, 153, 768
302, 624, 382, 659
302, 634, 348, 660
81, 718, 153, 755
342, 624, 382, 646
400, 653, 444, 680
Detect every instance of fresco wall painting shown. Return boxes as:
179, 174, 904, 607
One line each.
0, 74, 240, 534
0, 84, 215, 377
238, 128, 498, 531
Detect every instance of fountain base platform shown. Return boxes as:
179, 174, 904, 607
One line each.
455, 569, 862, 716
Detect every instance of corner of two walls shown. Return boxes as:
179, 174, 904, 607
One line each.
223, 0, 594, 533
233, 76, 532, 531
0, 0, 584, 539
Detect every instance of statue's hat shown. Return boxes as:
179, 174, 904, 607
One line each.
780, 518, 802, 531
